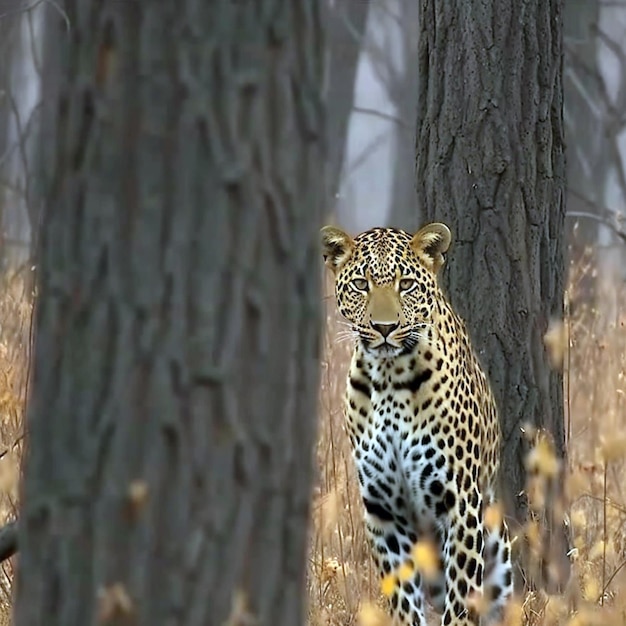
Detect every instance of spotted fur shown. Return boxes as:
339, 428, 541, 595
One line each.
321, 224, 513, 626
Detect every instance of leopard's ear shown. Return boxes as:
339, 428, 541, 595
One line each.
411, 223, 451, 273
320, 226, 354, 273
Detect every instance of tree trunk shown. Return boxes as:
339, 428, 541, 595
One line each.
0, 2, 30, 270
387, 0, 420, 232
562, 0, 606, 302
325, 0, 369, 204
416, 0, 568, 590
14, 2, 324, 626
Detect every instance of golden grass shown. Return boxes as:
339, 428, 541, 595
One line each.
0, 270, 32, 624
308, 251, 626, 626
0, 249, 624, 626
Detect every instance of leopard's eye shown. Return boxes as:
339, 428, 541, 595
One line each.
399, 277, 416, 291
352, 278, 368, 291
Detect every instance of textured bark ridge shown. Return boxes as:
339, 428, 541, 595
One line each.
15, 3, 324, 626
416, 0, 568, 589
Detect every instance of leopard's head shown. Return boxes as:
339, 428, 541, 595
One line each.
321, 223, 451, 355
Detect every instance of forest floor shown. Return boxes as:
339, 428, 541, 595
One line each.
0, 250, 625, 626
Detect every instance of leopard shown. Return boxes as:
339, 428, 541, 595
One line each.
321, 222, 513, 626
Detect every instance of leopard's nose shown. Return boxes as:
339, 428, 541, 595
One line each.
371, 322, 399, 338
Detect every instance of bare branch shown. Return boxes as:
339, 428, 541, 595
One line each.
372, 0, 401, 25
564, 66, 604, 121
352, 105, 409, 127
591, 23, 626, 114
0, 432, 25, 460
0, 0, 42, 20
564, 42, 616, 118
338, 2, 367, 45
344, 129, 390, 178
0, 0, 69, 30
597, 555, 626, 603
567, 187, 626, 243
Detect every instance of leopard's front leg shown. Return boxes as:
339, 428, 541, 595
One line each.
361, 495, 429, 626
440, 487, 484, 626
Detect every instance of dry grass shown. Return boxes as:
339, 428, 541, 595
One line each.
0, 270, 32, 624
0, 249, 624, 626
307, 252, 626, 626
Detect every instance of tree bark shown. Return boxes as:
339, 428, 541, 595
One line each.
14, 2, 324, 626
416, 0, 568, 589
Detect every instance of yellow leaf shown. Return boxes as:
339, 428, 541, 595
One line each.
380, 574, 396, 598
411, 540, 439, 581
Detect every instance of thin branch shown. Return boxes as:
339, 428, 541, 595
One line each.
573, 493, 626, 516
338, 2, 367, 45
567, 187, 626, 243
568, 187, 620, 218
564, 65, 604, 122
0, 235, 30, 247
0, 0, 70, 32
372, 0, 401, 25
6, 91, 34, 220
0, 432, 25, 460
567, 209, 626, 237
608, 140, 626, 204
352, 105, 409, 127
597, 555, 626, 603
0, 0, 43, 20
591, 23, 626, 114
564, 42, 616, 119
45, 0, 71, 31
364, 30, 400, 98
344, 129, 390, 178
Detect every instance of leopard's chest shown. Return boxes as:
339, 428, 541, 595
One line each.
346, 376, 454, 530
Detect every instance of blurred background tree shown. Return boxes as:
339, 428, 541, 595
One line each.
13, 2, 324, 626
